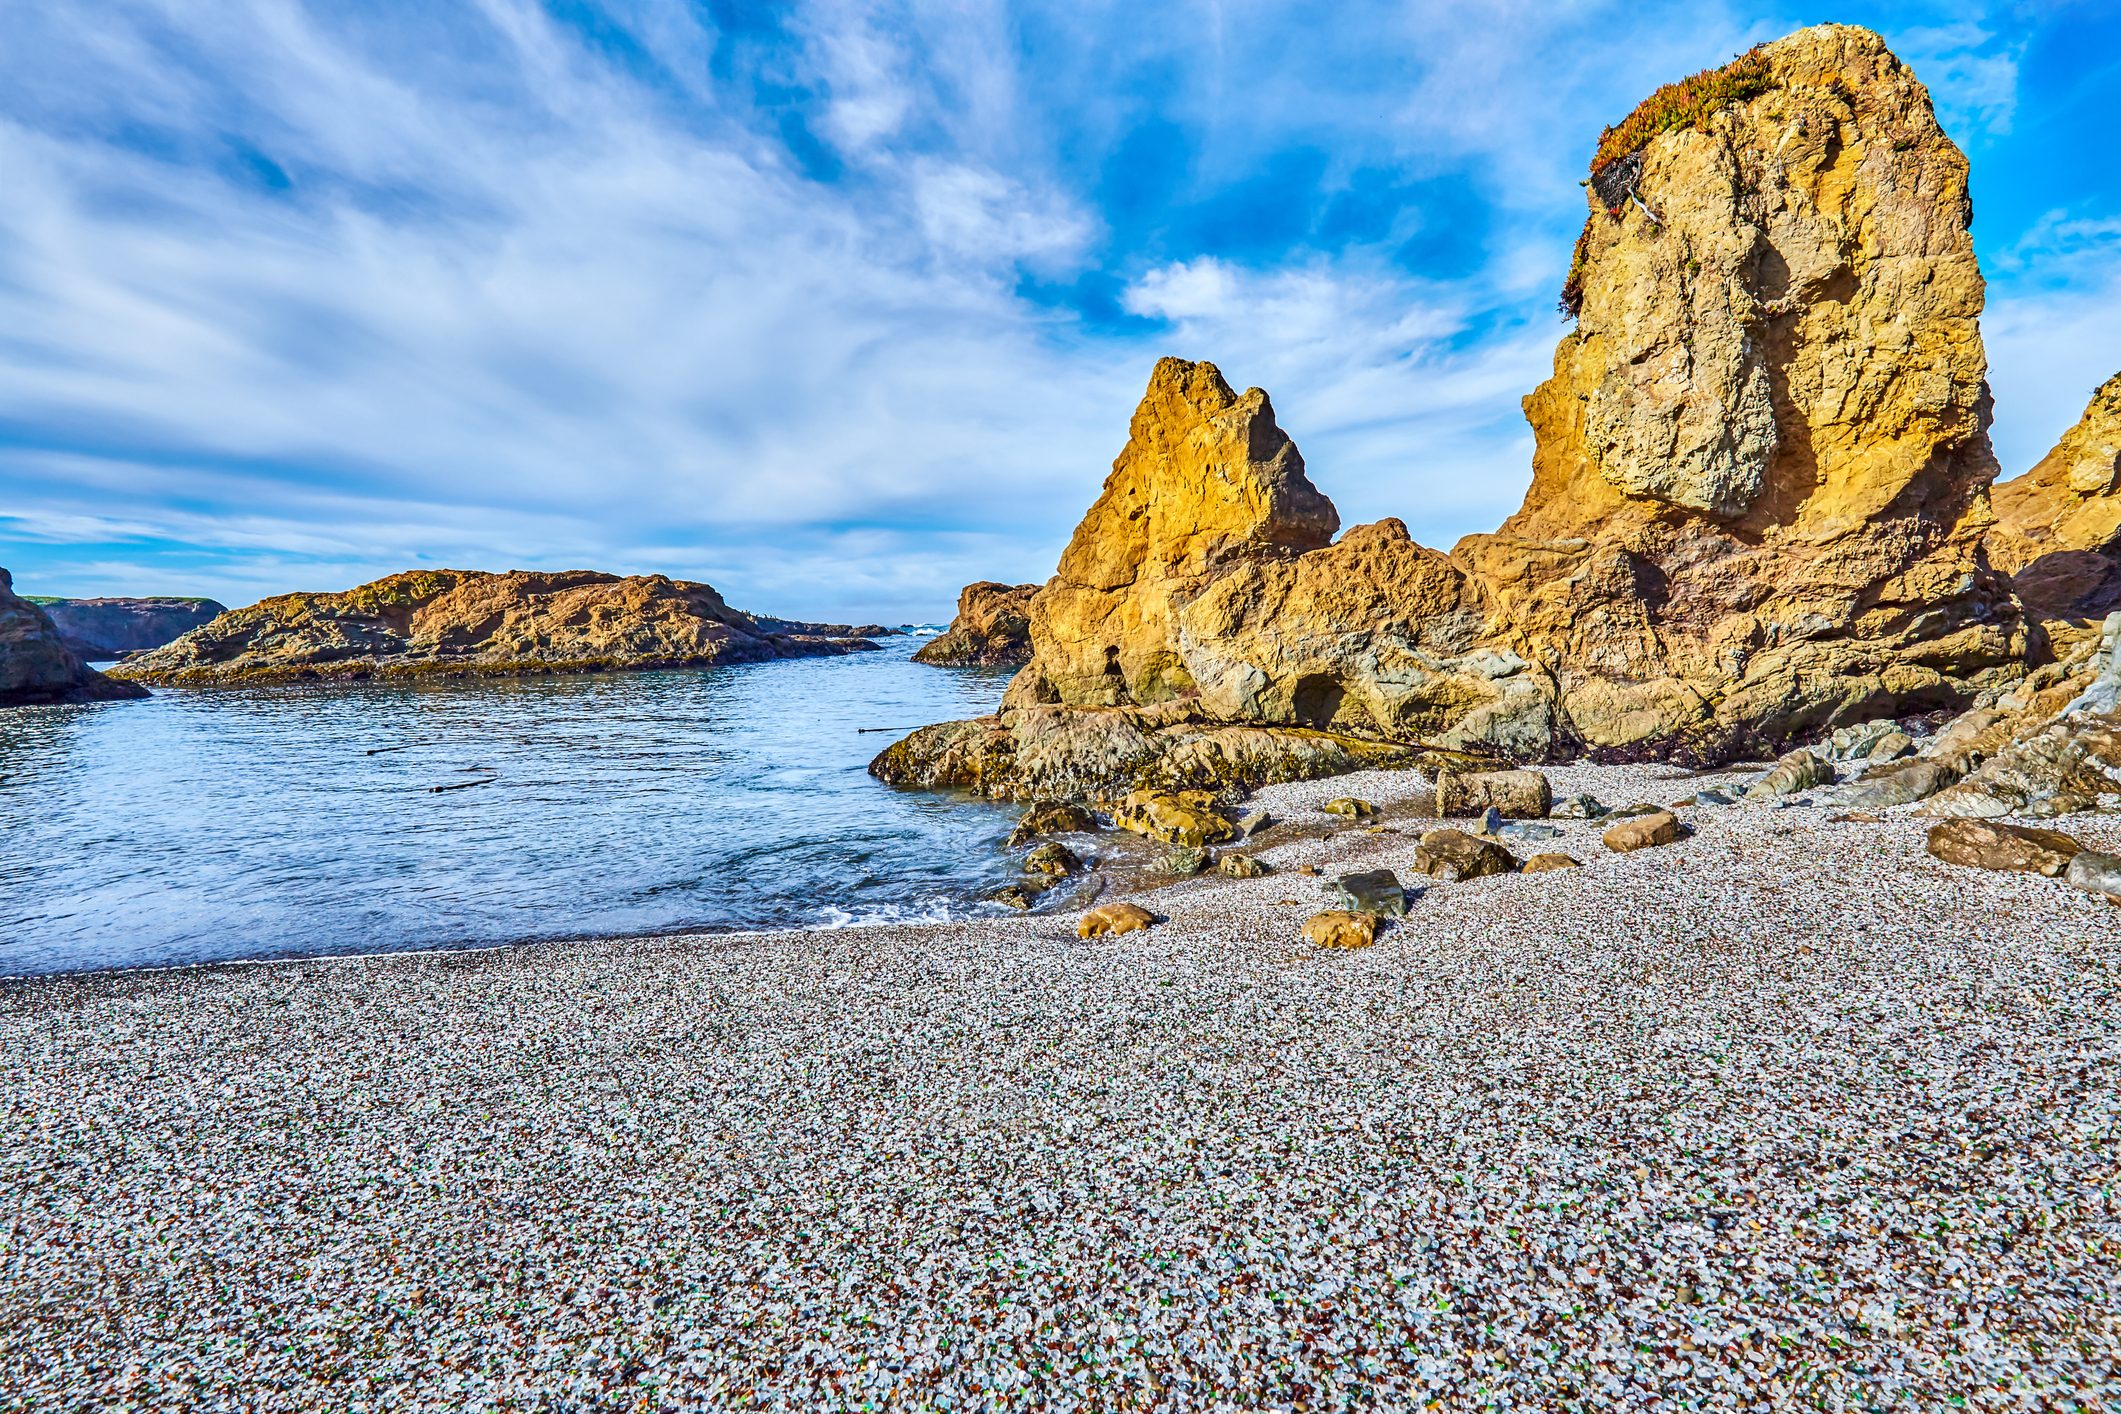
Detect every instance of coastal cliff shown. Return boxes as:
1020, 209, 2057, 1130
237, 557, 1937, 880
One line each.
876, 25, 2029, 799
110, 569, 879, 687
32, 596, 226, 659
0, 569, 151, 707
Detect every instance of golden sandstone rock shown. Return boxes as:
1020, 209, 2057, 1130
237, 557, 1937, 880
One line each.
913, 582, 1038, 666
877, 25, 2036, 801
1435, 769, 1551, 819
1990, 373, 2121, 619
1303, 910, 1379, 950
1603, 811, 1684, 853
1077, 902, 1156, 938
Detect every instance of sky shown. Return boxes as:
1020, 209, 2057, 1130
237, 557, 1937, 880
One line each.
2, 1, 2117, 621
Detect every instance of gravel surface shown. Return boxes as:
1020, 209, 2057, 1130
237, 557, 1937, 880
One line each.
4, 765, 2119, 1410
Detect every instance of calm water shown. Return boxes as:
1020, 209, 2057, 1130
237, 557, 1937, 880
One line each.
0, 635, 1022, 976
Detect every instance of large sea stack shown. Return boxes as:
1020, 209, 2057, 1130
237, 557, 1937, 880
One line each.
0, 569, 151, 707
876, 24, 2031, 800
111, 569, 879, 687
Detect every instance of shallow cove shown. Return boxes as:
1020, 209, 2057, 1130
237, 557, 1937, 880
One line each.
1, 635, 1020, 975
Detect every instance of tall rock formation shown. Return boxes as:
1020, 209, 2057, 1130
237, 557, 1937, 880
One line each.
913, 582, 1038, 666
876, 24, 2032, 798
111, 569, 878, 687
36, 596, 226, 659
0, 569, 150, 707
1990, 372, 2121, 619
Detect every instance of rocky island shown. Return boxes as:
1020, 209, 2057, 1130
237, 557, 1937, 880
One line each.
109, 568, 881, 688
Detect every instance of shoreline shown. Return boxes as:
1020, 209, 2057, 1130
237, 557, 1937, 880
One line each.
7, 760, 2119, 1404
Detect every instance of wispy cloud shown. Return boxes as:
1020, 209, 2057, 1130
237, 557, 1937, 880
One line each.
0, 0, 2109, 614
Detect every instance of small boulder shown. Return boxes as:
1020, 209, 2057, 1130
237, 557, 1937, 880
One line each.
1296, 864, 1323, 876
1022, 842, 1082, 878
1236, 808, 1274, 838
1156, 845, 1209, 876
1744, 748, 1833, 801
1217, 853, 1270, 879
1824, 719, 1902, 762
991, 883, 1040, 910
1603, 810, 1683, 853
1321, 797, 1378, 819
1435, 768, 1551, 819
1326, 868, 1410, 916
1551, 794, 1608, 819
1113, 790, 1236, 847
1694, 788, 1736, 806
1521, 852, 1582, 872
1077, 901, 1156, 938
2065, 850, 2121, 903
1410, 828, 1518, 881
1007, 799, 1099, 848
1925, 819, 2082, 877
1866, 730, 1917, 763
1304, 910, 1380, 950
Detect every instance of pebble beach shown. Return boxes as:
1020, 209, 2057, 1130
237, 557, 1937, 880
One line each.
5, 762, 2119, 1410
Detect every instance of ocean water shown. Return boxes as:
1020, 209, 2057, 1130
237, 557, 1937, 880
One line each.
0, 635, 1024, 976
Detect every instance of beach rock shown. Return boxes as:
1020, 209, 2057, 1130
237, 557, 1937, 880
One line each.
1022, 843, 1082, 879
34, 596, 226, 659
1235, 809, 1274, 838
1112, 789, 1237, 848
1694, 788, 1736, 806
1156, 846, 1209, 877
0, 569, 150, 707
1603, 810, 1683, 852
1990, 372, 2121, 617
1304, 910, 1381, 950
1551, 794, 1608, 819
1840, 758, 1963, 809
1077, 902, 1156, 938
1919, 715, 2121, 819
991, 884, 1040, 910
1410, 830, 1517, 882
1867, 731, 1917, 763
913, 582, 1038, 666
2064, 850, 2121, 903
1217, 853, 1270, 879
1321, 797, 1378, 819
1521, 853, 1582, 873
1823, 720, 1903, 762
1326, 869, 1410, 916
1005, 800, 1099, 848
1744, 749, 1834, 801
879, 26, 2026, 796
1925, 819, 2082, 877
1435, 768, 1551, 819
111, 569, 877, 687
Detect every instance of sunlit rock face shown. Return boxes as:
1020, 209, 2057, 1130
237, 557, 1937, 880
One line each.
1990, 373, 2121, 620
877, 24, 2035, 797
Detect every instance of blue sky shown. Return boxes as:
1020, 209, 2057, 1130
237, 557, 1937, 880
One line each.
2, 1, 2117, 620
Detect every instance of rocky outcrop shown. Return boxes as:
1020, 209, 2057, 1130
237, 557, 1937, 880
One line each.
0, 569, 150, 707
1990, 372, 2121, 618
31, 596, 226, 659
875, 25, 2029, 801
109, 569, 878, 687
913, 582, 1038, 666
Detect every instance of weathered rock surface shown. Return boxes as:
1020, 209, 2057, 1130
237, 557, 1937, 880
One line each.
913, 582, 1038, 667
32, 596, 226, 658
1217, 853, 1269, 879
2064, 850, 2121, 903
1303, 910, 1380, 950
1325, 870, 1410, 917
1990, 373, 2121, 617
1604, 811, 1684, 852
1006, 800, 1099, 848
1435, 769, 1550, 819
1, 569, 150, 707
1521, 853, 1583, 873
110, 570, 877, 687
1743, 748, 1833, 801
1113, 790, 1237, 848
1076, 902, 1155, 938
1321, 797, 1378, 820
1410, 830, 1517, 882
1022, 842, 1082, 879
1925, 819, 2081, 877
879, 27, 2027, 801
